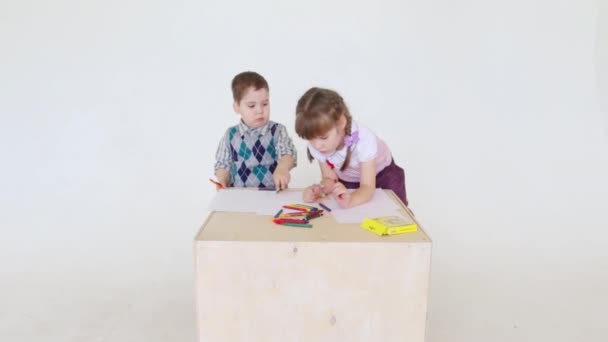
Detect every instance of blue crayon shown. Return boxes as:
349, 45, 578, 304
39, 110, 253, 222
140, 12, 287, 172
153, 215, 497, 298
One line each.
318, 202, 332, 212
274, 209, 283, 218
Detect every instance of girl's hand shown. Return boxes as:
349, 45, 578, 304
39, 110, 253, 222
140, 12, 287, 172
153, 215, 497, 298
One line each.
273, 167, 291, 190
303, 184, 323, 202
332, 182, 351, 209
320, 177, 337, 193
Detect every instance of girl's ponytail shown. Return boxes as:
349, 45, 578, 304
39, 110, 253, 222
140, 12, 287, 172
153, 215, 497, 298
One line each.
340, 114, 353, 171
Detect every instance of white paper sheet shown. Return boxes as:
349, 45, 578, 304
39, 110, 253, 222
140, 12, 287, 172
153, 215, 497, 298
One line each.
318, 189, 403, 223
207, 189, 309, 215
207, 188, 404, 223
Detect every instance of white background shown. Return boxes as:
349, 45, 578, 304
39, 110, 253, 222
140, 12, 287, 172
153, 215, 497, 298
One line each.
1, 0, 607, 341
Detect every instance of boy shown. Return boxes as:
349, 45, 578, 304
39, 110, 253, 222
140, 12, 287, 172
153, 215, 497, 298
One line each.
214, 71, 297, 189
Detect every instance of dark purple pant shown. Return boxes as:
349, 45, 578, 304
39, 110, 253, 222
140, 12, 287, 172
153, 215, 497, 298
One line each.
340, 159, 408, 206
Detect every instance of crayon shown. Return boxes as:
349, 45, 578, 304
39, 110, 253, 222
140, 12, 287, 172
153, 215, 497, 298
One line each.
318, 202, 332, 212
209, 178, 225, 189
291, 204, 316, 211
283, 205, 309, 212
280, 223, 313, 228
280, 212, 308, 218
273, 218, 309, 224
306, 210, 324, 220
274, 209, 283, 218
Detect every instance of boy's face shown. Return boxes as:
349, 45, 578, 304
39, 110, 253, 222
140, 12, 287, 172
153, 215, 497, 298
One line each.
233, 87, 270, 129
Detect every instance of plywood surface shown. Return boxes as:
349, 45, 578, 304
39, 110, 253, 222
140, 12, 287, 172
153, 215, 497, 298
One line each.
197, 189, 430, 243
195, 241, 431, 341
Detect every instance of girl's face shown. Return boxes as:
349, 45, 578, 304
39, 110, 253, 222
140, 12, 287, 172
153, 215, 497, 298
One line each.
309, 119, 346, 155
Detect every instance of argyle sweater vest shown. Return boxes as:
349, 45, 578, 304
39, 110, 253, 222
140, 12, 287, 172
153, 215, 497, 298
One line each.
229, 123, 278, 188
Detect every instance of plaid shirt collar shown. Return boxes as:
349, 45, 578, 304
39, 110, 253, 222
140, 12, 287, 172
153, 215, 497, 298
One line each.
237, 120, 272, 137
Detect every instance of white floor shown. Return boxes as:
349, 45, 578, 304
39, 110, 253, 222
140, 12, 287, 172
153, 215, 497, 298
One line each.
1, 209, 199, 342
3, 214, 608, 341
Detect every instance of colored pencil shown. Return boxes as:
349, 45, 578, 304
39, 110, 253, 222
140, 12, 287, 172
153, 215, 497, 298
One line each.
209, 178, 225, 189
293, 204, 316, 210
273, 218, 309, 224
283, 205, 308, 212
279, 212, 308, 218
274, 209, 283, 218
318, 202, 332, 212
306, 210, 324, 220
280, 223, 313, 228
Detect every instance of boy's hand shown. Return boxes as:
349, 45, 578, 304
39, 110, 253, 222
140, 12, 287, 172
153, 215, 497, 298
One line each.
210, 177, 228, 191
303, 184, 323, 202
214, 169, 230, 191
273, 167, 291, 190
332, 182, 351, 209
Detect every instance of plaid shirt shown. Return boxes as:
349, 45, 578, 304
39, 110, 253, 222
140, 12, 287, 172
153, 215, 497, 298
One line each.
215, 120, 297, 187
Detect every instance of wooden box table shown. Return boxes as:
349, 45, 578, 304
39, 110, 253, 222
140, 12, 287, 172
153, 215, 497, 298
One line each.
194, 190, 432, 341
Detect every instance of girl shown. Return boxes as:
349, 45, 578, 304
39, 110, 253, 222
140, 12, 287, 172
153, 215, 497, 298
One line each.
295, 87, 408, 208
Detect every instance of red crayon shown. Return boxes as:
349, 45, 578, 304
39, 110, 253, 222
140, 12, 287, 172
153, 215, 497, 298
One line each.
306, 211, 324, 220
273, 218, 309, 225
282, 205, 309, 212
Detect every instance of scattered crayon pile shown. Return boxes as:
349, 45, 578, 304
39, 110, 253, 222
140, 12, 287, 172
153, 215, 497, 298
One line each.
273, 204, 324, 228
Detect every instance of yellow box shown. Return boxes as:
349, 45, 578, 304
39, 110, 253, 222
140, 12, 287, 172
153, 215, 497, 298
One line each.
361, 215, 418, 236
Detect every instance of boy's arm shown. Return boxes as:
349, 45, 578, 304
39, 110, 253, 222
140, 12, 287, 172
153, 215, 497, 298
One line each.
273, 154, 295, 189
214, 130, 233, 188
274, 124, 297, 168
272, 124, 298, 189
214, 168, 230, 188
276, 155, 295, 171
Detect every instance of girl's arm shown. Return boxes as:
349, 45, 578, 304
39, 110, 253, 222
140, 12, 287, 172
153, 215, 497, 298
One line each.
319, 160, 338, 189
303, 161, 338, 202
333, 159, 376, 208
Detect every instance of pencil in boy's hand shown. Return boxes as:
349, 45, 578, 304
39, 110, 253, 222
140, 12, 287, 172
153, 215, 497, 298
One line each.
209, 178, 225, 189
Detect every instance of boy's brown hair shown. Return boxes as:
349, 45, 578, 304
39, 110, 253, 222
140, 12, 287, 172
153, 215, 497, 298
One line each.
231, 71, 269, 103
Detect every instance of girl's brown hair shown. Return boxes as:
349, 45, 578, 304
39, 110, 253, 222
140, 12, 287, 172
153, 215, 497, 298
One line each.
295, 87, 353, 171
